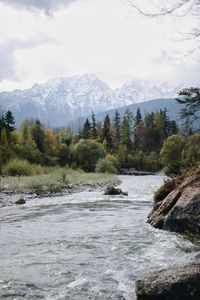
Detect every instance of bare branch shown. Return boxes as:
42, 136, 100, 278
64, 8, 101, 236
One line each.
127, 0, 194, 18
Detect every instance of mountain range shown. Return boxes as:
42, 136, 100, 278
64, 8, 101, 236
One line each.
0, 73, 182, 127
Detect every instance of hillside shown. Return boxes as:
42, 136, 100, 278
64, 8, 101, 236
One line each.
69, 98, 182, 132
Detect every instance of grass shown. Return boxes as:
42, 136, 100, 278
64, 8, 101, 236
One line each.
0, 166, 117, 194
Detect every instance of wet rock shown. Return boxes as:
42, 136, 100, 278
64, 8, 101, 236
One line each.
136, 264, 200, 300
148, 166, 200, 235
15, 198, 26, 205
104, 186, 128, 196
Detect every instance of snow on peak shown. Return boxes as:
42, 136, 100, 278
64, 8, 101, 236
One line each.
0, 73, 182, 126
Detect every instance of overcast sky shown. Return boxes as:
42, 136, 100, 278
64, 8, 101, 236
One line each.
0, 0, 199, 91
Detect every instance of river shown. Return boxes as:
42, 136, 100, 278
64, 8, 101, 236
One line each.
0, 175, 198, 299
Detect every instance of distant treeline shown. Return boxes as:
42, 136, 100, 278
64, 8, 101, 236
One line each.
0, 88, 200, 176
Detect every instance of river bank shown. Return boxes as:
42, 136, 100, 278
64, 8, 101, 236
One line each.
136, 166, 200, 300
0, 168, 118, 207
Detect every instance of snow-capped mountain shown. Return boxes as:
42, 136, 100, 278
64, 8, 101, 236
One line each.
114, 80, 180, 104
0, 73, 181, 127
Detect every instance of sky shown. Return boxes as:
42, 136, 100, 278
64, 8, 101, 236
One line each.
0, 0, 199, 91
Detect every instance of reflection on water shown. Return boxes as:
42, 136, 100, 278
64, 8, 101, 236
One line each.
0, 175, 198, 299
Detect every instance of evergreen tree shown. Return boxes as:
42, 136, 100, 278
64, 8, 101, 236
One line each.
135, 108, 142, 125
143, 112, 156, 152
4, 110, 15, 133
134, 108, 144, 151
96, 121, 103, 142
113, 110, 121, 144
91, 111, 97, 139
121, 109, 133, 151
82, 118, 91, 139
176, 87, 200, 125
167, 120, 178, 136
103, 114, 113, 150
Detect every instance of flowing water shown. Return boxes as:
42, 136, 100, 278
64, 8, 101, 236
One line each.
0, 175, 199, 300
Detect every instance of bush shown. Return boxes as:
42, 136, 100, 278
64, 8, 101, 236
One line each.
3, 159, 42, 176
72, 139, 106, 172
182, 132, 200, 167
0, 145, 15, 174
144, 152, 162, 172
124, 151, 162, 172
105, 154, 120, 169
16, 143, 44, 165
96, 158, 118, 174
58, 144, 70, 166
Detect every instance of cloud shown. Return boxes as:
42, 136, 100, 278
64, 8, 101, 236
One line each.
0, 35, 55, 82
0, 0, 78, 14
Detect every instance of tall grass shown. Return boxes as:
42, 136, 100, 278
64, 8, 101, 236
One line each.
0, 166, 116, 193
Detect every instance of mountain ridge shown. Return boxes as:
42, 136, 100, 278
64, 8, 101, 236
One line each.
0, 73, 182, 127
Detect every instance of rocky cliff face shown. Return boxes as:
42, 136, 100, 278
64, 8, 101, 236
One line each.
148, 166, 200, 236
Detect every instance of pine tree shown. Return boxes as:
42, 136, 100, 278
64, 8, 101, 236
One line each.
121, 109, 133, 151
4, 110, 15, 134
176, 87, 200, 125
96, 121, 103, 142
135, 108, 142, 125
82, 118, 91, 139
143, 112, 156, 152
103, 114, 113, 150
113, 110, 121, 144
134, 108, 144, 151
91, 111, 97, 139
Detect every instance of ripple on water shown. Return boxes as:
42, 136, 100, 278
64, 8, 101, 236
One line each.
0, 175, 199, 300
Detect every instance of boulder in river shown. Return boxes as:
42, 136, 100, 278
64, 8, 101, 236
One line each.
15, 198, 26, 205
104, 186, 128, 196
148, 166, 200, 235
136, 263, 200, 300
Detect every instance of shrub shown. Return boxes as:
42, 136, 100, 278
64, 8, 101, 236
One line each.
3, 159, 42, 176
72, 139, 106, 172
96, 158, 118, 174
106, 154, 120, 169
182, 132, 200, 167
144, 152, 162, 172
0, 145, 15, 174
58, 144, 70, 166
16, 143, 44, 165
160, 134, 186, 176
160, 135, 185, 165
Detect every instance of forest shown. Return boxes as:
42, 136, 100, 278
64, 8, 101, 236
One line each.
0, 88, 199, 178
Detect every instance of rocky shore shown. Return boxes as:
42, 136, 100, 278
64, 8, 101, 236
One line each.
0, 180, 120, 208
136, 263, 200, 300
136, 165, 200, 300
148, 166, 200, 235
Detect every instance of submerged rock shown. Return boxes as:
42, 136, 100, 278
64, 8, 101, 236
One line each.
136, 264, 200, 300
104, 186, 128, 196
15, 198, 26, 205
148, 166, 200, 235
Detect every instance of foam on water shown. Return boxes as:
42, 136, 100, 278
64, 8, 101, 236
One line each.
0, 175, 199, 299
